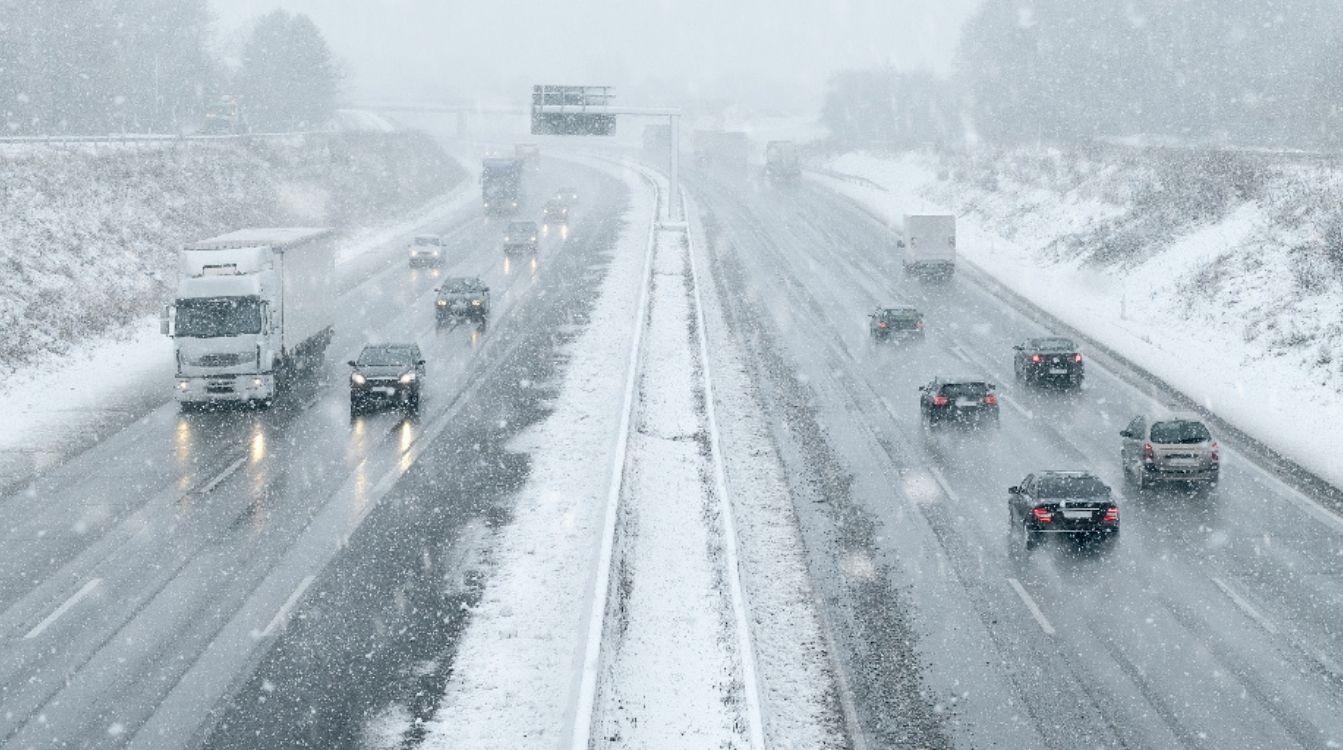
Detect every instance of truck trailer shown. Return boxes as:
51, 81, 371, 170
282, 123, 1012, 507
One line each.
900, 214, 957, 277
764, 140, 801, 181
162, 227, 336, 408
482, 157, 523, 214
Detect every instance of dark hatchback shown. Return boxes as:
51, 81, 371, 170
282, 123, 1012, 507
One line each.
1010, 471, 1119, 550
869, 306, 924, 341
919, 378, 1000, 427
1013, 336, 1084, 387
349, 343, 425, 413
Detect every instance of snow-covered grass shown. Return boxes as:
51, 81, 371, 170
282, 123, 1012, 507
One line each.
0, 131, 462, 370
814, 147, 1343, 488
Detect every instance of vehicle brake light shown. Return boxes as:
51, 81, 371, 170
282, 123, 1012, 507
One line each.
1103, 507, 1119, 523
984, 394, 998, 405
1031, 354, 1042, 363
1210, 442, 1220, 463
1142, 442, 1155, 463
916, 320, 924, 329
932, 395, 949, 407
878, 322, 888, 329
1032, 507, 1053, 523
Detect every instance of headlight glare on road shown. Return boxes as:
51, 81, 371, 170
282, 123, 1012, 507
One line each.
351, 372, 366, 385
399, 372, 416, 384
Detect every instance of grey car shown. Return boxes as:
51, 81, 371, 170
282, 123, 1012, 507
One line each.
503, 221, 539, 255
408, 234, 447, 267
435, 277, 491, 322
1120, 413, 1220, 489
349, 343, 425, 413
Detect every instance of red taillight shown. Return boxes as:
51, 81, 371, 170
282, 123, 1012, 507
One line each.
878, 322, 888, 328
932, 395, 949, 407
1210, 442, 1219, 463
915, 320, 924, 329
1032, 507, 1053, 523
1103, 507, 1119, 523
1074, 353, 1084, 363
1142, 442, 1155, 463
1031, 354, 1042, 363
984, 394, 998, 405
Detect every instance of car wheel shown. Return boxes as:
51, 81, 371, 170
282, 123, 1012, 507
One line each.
1023, 522, 1041, 550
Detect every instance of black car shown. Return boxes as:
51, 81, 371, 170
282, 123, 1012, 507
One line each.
1009, 471, 1119, 549
1013, 336, 1084, 387
919, 377, 999, 427
435, 277, 491, 322
503, 221, 539, 255
349, 343, 425, 413
542, 199, 569, 225
869, 306, 924, 341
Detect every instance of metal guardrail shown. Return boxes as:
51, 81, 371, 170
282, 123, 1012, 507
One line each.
0, 131, 327, 146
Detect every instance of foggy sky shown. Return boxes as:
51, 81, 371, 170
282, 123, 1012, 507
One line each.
211, 0, 981, 110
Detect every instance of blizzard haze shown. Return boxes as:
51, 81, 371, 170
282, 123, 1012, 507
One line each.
211, 0, 981, 108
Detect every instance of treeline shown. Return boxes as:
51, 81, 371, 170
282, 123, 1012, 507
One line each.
823, 0, 1343, 149
0, 2, 339, 135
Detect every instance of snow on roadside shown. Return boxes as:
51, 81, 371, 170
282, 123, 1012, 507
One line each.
684, 190, 849, 749
812, 150, 1343, 489
592, 226, 747, 747
420, 162, 653, 748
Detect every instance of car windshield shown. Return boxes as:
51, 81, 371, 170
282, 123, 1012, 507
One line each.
1036, 475, 1109, 498
357, 346, 416, 367
940, 382, 989, 397
1150, 420, 1211, 444
508, 222, 535, 233
1032, 337, 1075, 352
442, 279, 480, 293
175, 296, 263, 338
414, 236, 439, 246
879, 309, 919, 322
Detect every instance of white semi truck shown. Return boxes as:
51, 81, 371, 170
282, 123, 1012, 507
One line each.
162, 227, 336, 408
900, 214, 957, 276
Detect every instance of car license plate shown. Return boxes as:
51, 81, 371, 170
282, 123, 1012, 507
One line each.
1049, 367, 1068, 375
1061, 510, 1092, 520
1169, 457, 1198, 467
373, 387, 395, 395
955, 398, 978, 408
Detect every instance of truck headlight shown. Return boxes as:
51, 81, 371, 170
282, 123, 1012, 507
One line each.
351, 372, 366, 385
471, 299, 482, 306
399, 372, 416, 384
251, 377, 263, 388
177, 380, 189, 391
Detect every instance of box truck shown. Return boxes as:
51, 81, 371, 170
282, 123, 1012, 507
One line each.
162, 227, 336, 408
901, 214, 956, 276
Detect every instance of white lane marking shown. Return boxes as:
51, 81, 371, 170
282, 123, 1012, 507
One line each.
1007, 577, 1056, 636
196, 456, 246, 496
256, 575, 315, 639
570, 164, 660, 750
24, 578, 102, 640
686, 217, 768, 748
997, 392, 1034, 420
1209, 576, 1279, 635
927, 465, 961, 504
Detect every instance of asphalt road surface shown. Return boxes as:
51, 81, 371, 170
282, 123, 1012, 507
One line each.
0, 156, 627, 748
689, 166, 1343, 750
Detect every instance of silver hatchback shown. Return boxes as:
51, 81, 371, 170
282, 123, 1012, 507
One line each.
1120, 413, 1220, 489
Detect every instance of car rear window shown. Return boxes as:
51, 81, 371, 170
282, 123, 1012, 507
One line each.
939, 382, 989, 398
1033, 337, 1075, 352
880, 309, 920, 322
1036, 475, 1109, 498
1150, 420, 1211, 444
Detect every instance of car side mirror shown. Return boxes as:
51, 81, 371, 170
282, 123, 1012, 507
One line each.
1008, 486, 1021, 495
160, 304, 172, 336
1119, 430, 1132, 439
416, 359, 426, 365
483, 286, 490, 293
347, 360, 357, 367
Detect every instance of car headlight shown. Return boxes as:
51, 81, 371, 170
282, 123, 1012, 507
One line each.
530, 235, 537, 241
351, 372, 366, 385
399, 372, 416, 384
437, 299, 447, 307
471, 299, 482, 306
504, 236, 511, 241
251, 377, 263, 388
177, 380, 189, 391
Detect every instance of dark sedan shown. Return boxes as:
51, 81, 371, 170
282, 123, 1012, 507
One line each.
919, 377, 999, 427
349, 343, 425, 414
869, 306, 924, 341
1013, 336, 1084, 388
1009, 471, 1119, 550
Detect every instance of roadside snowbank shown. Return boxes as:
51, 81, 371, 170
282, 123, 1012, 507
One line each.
815, 149, 1343, 488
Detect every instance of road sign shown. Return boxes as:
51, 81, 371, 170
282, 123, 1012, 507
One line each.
531, 85, 617, 136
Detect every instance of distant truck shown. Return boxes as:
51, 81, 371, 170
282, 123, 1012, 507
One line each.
764, 140, 801, 181
202, 95, 248, 135
163, 228, 336, 408
900, 214, 956, 276
693, 130, 749, 173
482, 157, 523, 214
